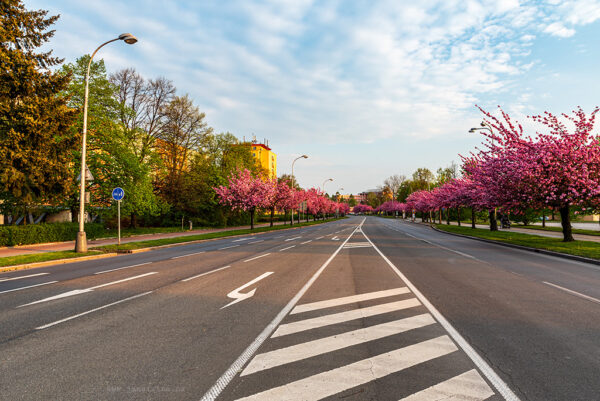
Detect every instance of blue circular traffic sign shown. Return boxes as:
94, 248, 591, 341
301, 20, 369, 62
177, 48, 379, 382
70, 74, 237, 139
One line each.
112, 187, 125, 201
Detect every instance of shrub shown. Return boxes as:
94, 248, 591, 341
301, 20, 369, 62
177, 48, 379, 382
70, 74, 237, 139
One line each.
0, 222, 104, 247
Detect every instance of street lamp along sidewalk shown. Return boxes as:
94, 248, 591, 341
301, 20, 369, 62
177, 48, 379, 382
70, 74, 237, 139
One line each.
75, 33, 138, 253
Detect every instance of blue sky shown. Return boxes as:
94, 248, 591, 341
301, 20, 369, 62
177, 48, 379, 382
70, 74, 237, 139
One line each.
27, 0, 600, 194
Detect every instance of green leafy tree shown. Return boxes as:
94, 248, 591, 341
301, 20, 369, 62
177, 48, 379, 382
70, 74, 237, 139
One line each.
348, 194, 357, 207
0, 1, 78, 221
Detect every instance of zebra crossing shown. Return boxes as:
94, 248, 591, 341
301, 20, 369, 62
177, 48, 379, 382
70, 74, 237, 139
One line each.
232, 286, 498, 401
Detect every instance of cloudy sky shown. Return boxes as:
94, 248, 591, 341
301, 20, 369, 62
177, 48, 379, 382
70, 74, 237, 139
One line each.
27, 0, 600, 194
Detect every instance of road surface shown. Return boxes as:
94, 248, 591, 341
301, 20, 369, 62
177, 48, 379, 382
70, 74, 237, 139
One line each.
1, 216, 598, 400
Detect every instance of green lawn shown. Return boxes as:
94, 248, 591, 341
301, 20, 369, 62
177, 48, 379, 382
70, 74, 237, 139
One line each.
435, 224, 600, 260
0, 250, 104, 269
97, 218, 344, 252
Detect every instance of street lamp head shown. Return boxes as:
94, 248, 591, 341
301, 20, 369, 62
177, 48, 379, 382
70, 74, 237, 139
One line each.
302, 155, 308, 159
480, 121, 486, 127
119, 33, 138, 44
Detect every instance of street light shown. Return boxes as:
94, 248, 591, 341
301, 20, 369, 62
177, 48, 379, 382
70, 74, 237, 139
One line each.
75, 33, 138, 253
468, 121, 498, 230
290, 155, 308, 225
322, 178, 333, 193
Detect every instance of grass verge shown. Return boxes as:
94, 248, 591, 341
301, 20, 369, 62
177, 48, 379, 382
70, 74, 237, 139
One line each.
0, 250, 103, 268
435, 224, 600, 260
96, 218, 344, 252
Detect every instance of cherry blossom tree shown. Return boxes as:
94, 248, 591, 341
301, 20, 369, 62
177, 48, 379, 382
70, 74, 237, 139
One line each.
214, 169, 269, 229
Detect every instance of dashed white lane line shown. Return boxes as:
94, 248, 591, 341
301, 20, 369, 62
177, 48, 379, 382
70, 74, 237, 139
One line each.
36, 291, 153, 330
279, 246, 296, 252
272, 298, 421, 338
300, 240, 312, 245
291, 287, 410, 314
171, 251, 205, 259
0, 272, 49, 282
233, 238, 252, 242
248, 240, 264, 244
399, 369, 494, 401
402, 231, 487, 264
19, 272, 158, 307
236, 336, 458, 401
181, 266, 230, 282
95, 262, 152, 274
543, 281, 600, 305
219, 245, 240, 250
241, 314, 435, 376
285, 236, 302, 241
316, 236, 324, 240
243, 253, 271, 263
0, 281, 58, 295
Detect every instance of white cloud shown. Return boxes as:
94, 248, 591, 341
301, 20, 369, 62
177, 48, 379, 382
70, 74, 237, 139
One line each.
543, 22, 576, 37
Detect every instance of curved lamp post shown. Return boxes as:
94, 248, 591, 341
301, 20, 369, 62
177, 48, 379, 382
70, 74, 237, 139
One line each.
322, 178, 333, 193
468, 121, 498, 231
290, 155, 308, 225
75, 33, 138, 253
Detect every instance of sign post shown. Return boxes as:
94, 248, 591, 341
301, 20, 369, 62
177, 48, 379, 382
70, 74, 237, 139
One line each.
112, 187, 125, 245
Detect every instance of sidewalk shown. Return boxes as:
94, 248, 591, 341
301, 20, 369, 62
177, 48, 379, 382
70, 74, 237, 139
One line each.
0, 220, 294, 258
417, 220, 600, 243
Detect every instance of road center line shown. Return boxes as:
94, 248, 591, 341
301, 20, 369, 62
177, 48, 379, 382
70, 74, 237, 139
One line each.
543, 281, 600, 305
36, 291, 153, 330
0, 272, 49, 282
171, 251, 206, 259
362, 225, 520, 401
95, 262, 152, 274
0, 281, 58, 295
181, 266, 230, 282
279, 245, 295, 252
219, 245, 240, 250
243, 253, 271, 263
200, 218, 365, 401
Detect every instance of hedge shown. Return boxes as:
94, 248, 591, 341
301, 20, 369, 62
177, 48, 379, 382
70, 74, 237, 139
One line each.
0, 222, 105, 247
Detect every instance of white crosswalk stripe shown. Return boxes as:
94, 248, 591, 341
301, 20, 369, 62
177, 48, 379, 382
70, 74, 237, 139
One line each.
291, 287, 410, 314
399, 369, 495, 401
237, 336, 459, 401
272, 298, 421, 337
242, 313, 436, 376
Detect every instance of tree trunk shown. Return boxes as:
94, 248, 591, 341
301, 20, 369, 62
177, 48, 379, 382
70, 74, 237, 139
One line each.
446, 209, 450, 225
130, 212, 137, 229
542, 214, 546, 228
290, 210, 294, 226
457, 208, 461, 226
250, 208, 255, 230
270, 207, 275, 227
439, 209, 442, 224
559, 205, 574, 242
471, 208, 476, 229
489, 210, 498, 231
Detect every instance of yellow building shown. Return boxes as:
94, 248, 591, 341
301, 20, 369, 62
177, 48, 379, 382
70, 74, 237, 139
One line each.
248, 140, 277, 180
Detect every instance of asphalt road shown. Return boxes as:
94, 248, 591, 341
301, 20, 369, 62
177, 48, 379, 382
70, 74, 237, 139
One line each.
0, 216, 598, 400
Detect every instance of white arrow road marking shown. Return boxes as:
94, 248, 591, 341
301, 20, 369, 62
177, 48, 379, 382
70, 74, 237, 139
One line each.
221, 272, 274, 310
19, 272, 157, 307
331, 236, 340, 241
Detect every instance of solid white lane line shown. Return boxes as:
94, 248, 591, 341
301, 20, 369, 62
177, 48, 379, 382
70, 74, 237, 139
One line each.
233, 238, 251, 242
200, 219, 365, 401
285, 236, 302, 241
248, 240, 264, 244
20, 272, 157, 307
219, 245, 240, 250
316, 236, 324, 240
95, 262, 151, 274
300, 240, 312, 245
279, 246, 295, 252
543, 281, 600, 305
272, 298, 420, 338
291, 287, 410, 314
181, 266, 231, 282
236, 336, 458, 401
399, 369, 494, 401
0, 272, 49, 282
36, 291, 153, 330
0, 281, 58, 295
242, 314, 435, 376
362, 227, 520, 401
243, 253, 271, 263
171, 251, 205, 259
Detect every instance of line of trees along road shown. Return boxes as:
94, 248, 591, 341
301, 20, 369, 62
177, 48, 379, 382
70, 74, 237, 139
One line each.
0, 1, 268, 229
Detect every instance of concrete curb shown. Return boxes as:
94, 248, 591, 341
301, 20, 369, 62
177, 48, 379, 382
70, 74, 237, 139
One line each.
430, 225, 600, 267
0, 252, 120, 273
